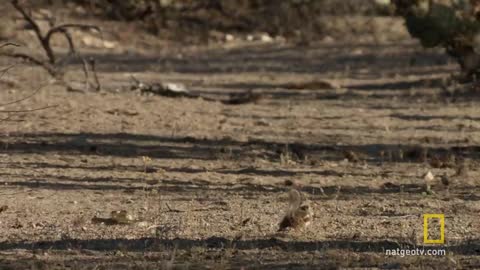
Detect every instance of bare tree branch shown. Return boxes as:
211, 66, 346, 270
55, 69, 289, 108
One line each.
89, 57, 101, 91
9, 0, 102, 91
0, 65, 16, 80
0, 84, 47, 107
0, 52, 57, 77
58, 28, 76, 54
45, 24, 101, 56
46, 23, 101, 38
81, 57, 90, 91
0, 42, 20, 49
10, 0, 55, 63
0, 39, 56, 118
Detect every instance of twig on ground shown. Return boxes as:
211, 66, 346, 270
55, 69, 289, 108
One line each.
130, 76, 262, 105
0, 115, 13, 123
165, 203, 184, 213
0, 105, 58, 113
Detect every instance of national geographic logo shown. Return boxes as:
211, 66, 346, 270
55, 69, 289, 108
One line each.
423, 214, 445, 244
385, 214, 447, 257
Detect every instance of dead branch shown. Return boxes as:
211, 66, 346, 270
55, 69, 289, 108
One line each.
81, 57, 90, 91
46, 23, 101, 39
8, 0, 102, 90
0, 65, 16, 80
0, 115, 13, 123
89, 57, 101, 91
57, 28, 75, 55
0, 82, 56, 114
0, 43, 20, 49
89, 57, 102, 91
0, 105, 58, 113
0, 43, 20, 86
0, 52, 57, 77
11, 0, 54, 63
165, 203, 184, 213
130, 76, 262, 105
0, 43, 56, 117
0, 84, 46, 107
78, 57, 100, 92
45, 24, 101, 57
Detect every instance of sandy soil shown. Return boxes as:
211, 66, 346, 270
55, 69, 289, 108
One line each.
0, 13, 479, 270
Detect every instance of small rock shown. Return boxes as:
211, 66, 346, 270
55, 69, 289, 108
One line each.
160, 82, 187, 93
259, 33, 273, 43
225, 34, 235, 42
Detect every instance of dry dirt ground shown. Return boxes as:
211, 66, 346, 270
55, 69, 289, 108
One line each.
0, 15, 479, 270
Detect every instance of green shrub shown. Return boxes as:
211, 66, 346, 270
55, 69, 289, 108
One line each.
393, 0, 480, 80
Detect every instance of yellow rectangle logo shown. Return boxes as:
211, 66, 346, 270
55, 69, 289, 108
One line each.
423, 214, 445, 244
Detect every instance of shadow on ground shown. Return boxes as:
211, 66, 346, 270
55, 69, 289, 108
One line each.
2, 132, 480, 162
0, 236, 478, 255
1, 132, 479, 201
76, 43, 451, 77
